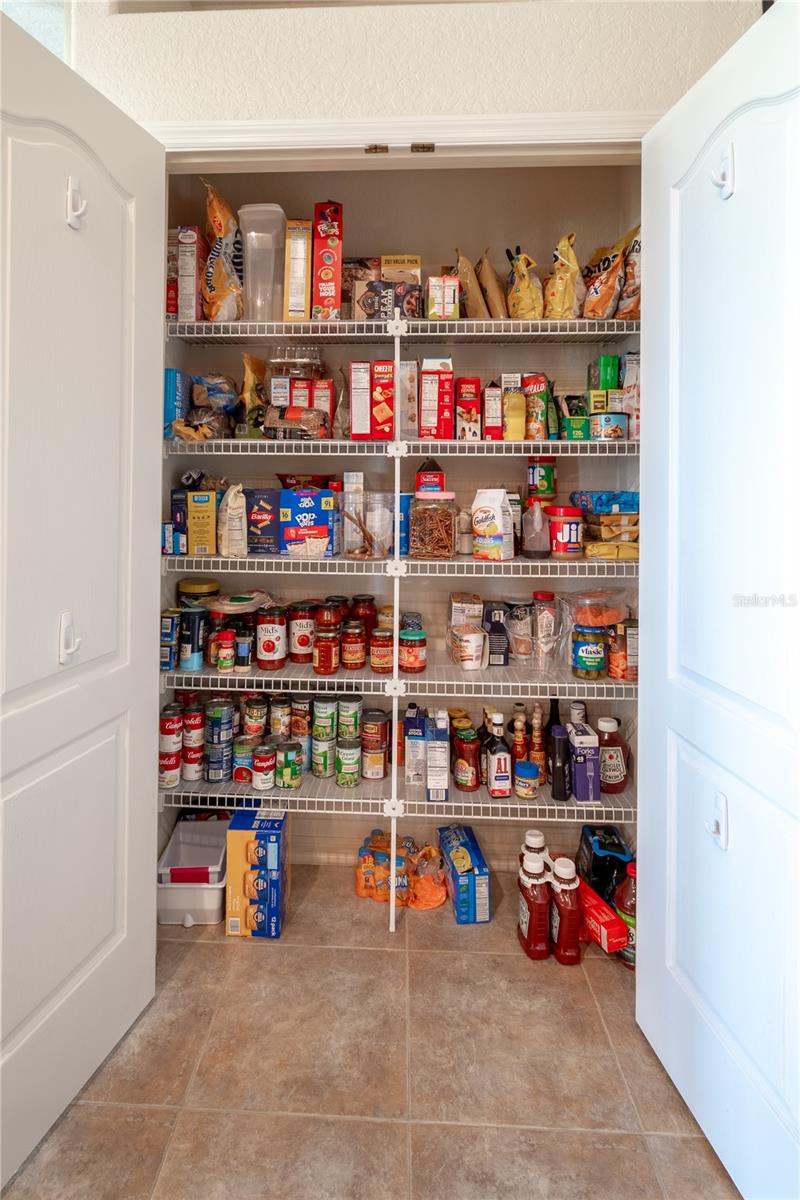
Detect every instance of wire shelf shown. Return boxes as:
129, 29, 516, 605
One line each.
163, 555, 387, 576
164, 666, 387, 695
403, 318, 640, 344
165, 439, 380, 456
405, 558, 638, 578
159, 775, 389, 816
403, 661, 637, 700
403, 439, 638, 457
401, 783, 637, 824
167, 320, 393, 345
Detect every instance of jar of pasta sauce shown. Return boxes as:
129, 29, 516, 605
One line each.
398, 628, 427, 673
370, 628, 394, 674
256, 606, 288, 670
314, 602, 341, 632
341, 620, 367, 671
313, 630, 340, 675
325, 595, 350, 625
288, 602, 316, 664
351, 595, 377, 640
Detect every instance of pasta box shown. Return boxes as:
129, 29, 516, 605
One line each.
279, 487, 336, 557
311, 200, 343, 320
244, 488, 281, 555
437, 824, 491, 924
226, 810, 291, 939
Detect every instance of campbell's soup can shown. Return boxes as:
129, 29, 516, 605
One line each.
361, 747, 388, 780
182, 703, 205, 748
181, 745, 204, 781
159, 703, 183, 753
232, 736, 260, 783
158, 750, 181, 788
312, 697, 338, 740
311, 737, 336, 778
252, 740, 278, 790
204, 743, 232, 783
270, 696, 292, 738
337, 694, 362, 739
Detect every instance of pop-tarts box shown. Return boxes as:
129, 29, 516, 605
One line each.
437, 824, 491, 924
226, 810, 291, 938
164, 368, 192, 440
279, 488, 335, 557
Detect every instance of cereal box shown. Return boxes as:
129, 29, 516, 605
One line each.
244, 488, 281, 555
280, 488, 336, 557
186, 490, 217, 556
226, 810, 291, 939
419, 360, 454, 440
482, 382, 503, 440
353, 280, 395, 321
370, 361, 395, 439
350, 361, 372, 440
437, 824, 491, 924
455, 377, 481, 441
342, 257, 380, 319
283, 219, 312, 320
311, 201, 343, 320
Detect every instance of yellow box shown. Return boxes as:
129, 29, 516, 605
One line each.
380, 255, 421, 284
186, 490, 217, 556
283, 219, 312, 320
587, 389, 609, 414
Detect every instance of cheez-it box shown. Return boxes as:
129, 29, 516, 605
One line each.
370, 361, 395, 439
311, 201, 343, 320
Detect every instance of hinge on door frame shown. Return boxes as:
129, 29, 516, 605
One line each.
410, 143, 435, 154
365, 144, 389, 155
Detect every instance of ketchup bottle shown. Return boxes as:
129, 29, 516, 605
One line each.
518, 828, 549, 867
517, 853, 551, 960
598, 717, 629, 794
550, 857, 582, 965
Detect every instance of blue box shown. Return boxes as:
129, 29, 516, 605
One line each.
226, 811, 290, 938
170, 489, 188, 555
437, 824, 491, 924
279, 488, 335, 558
398, 492, 413, 557
164, 368, 192, 440
244, 488, 281, 555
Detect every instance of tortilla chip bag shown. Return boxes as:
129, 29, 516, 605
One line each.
582, 226, 638, 319
239, 353, 267, 437
201, 180, 243, 322
544, 233, 583, 320
506, 249, 543, 320
615, 226, 641, 318
456, 248, 491, 319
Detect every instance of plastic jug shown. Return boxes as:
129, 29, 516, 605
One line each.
238, 203, 286, 321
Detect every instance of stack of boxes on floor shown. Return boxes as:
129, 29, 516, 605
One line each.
225, 811, 290, 938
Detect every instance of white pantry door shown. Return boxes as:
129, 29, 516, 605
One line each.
639, 3, 800, 1197
0, 17, 164, 1184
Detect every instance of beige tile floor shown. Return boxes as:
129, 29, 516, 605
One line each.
4, 867, 742, 1200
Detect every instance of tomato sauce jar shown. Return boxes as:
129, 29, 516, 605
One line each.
325, 595, 350, 625
288, 602, 316, 663
314, 602, 341, 632
369, 628, 394, 674
256, 606, 288, 670
398, 628, 427, 673
341, 619, 367, 670
351, 594, 377, 640
313, 630, 340, 675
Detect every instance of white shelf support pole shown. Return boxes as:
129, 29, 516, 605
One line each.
389, 813, 398, 934
387, 307, 404, 933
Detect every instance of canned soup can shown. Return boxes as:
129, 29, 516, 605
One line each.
252, 740, 278, 790
361, 747, 388, 780
181, 745, 204, 781
361, 709, 390, 751
182, 703, 206, 747
158, 750, 180, 788
159, 703, 183, 753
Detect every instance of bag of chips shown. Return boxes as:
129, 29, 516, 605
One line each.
456, 248, 490, 319
201, 180, 243, 322
506, 248, 543, 319
615, 226, 641, 318
582, 227, 637, 319
476, 249, 508, 319
544, 233, 584, 320
239, 354, 267, 437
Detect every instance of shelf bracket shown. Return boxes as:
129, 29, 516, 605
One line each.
382, 796, 404, 818
386, 315, 408, 338
384, 678, 407, 698
385, 559, 407, 578
386, 441, 407, 459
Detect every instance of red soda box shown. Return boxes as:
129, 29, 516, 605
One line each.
483, 382, 503, 440
455, 377, 482, 441
419, 366, 454, 440
370, 361, 395, 439
311, 201, 343, 320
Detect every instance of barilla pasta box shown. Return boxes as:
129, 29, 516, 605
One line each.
482, 382, 503, 440
163, 368, 192, 440
244, 488, 281, 555
226, 810, 291, 938
455, 377, 482, 441
279, 487, 336, 557
370, 360, 395, 439
311, 200, 343, 320
419, 358, 454, 440
437, 824, 491, 924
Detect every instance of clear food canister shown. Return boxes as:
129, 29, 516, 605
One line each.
237, 204, 286, 321
268, 345, 325, 380
409, 492, 457, 560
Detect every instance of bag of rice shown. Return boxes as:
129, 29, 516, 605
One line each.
456, 248, 491, 319
615, 226, 641, 318
506, 248, 544, 319
476, 248, 508, 318
544, 233, 584, 319
201, 180, 243, 322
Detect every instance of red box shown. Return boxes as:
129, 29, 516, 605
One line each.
369, 361, 395, 439
312, 379, 335, 430
166, 226, 209, 321
415, 465, 446, 491
455, 377, 482, 441
483, 382, 503, 441
578, 879, 628, 953
419, 369, 454, 440
350, 361, 371, 440
289, 378, 312, 407
311, 201, 343, 320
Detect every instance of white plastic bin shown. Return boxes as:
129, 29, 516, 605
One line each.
238, 203, 286, 321
157, 818, 230, 926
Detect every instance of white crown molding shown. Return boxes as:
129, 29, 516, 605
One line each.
147, 111, 661, 154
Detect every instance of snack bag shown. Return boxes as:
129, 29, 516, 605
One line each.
582, 227, 637, 319
615, 226, 641, 318
201, 180, 243, 322
456, 248, 491, 319
217, 484, 248, 558
239, 354, 267, 437
506, 249, 543, 320
476, 249, 508, 319
544, 233, 584, 320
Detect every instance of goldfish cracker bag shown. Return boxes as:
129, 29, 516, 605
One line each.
615, 226, 641, 319
201, 180, 243, 322
582, 227, 637, 319
476, 249, 508, 319
506, 249, 543, 320
544, 233, 584, 320
456, 248, 491, 320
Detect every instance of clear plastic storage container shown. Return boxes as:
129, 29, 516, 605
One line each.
238, 203, 286, 321
157, 818, 230, 926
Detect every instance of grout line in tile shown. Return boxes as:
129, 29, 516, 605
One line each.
157, 934, 408, 952
76, 1099, 181, 1111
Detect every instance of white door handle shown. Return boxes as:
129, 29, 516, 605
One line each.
66, 175, 88, 230
710, 143, 735, 200
705, 790, 729, 851
58, 611, 82, 664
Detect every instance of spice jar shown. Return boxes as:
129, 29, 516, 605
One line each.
216, 630, 236, 673
409, 492, 457, 560
351, 595, 377, 640
341, 620, 367, 671
370, 628, 394, 674
398, 629, 427, 673
313, 630, 340, 675
288, 602, 316, 664
572, 625, 608, 679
